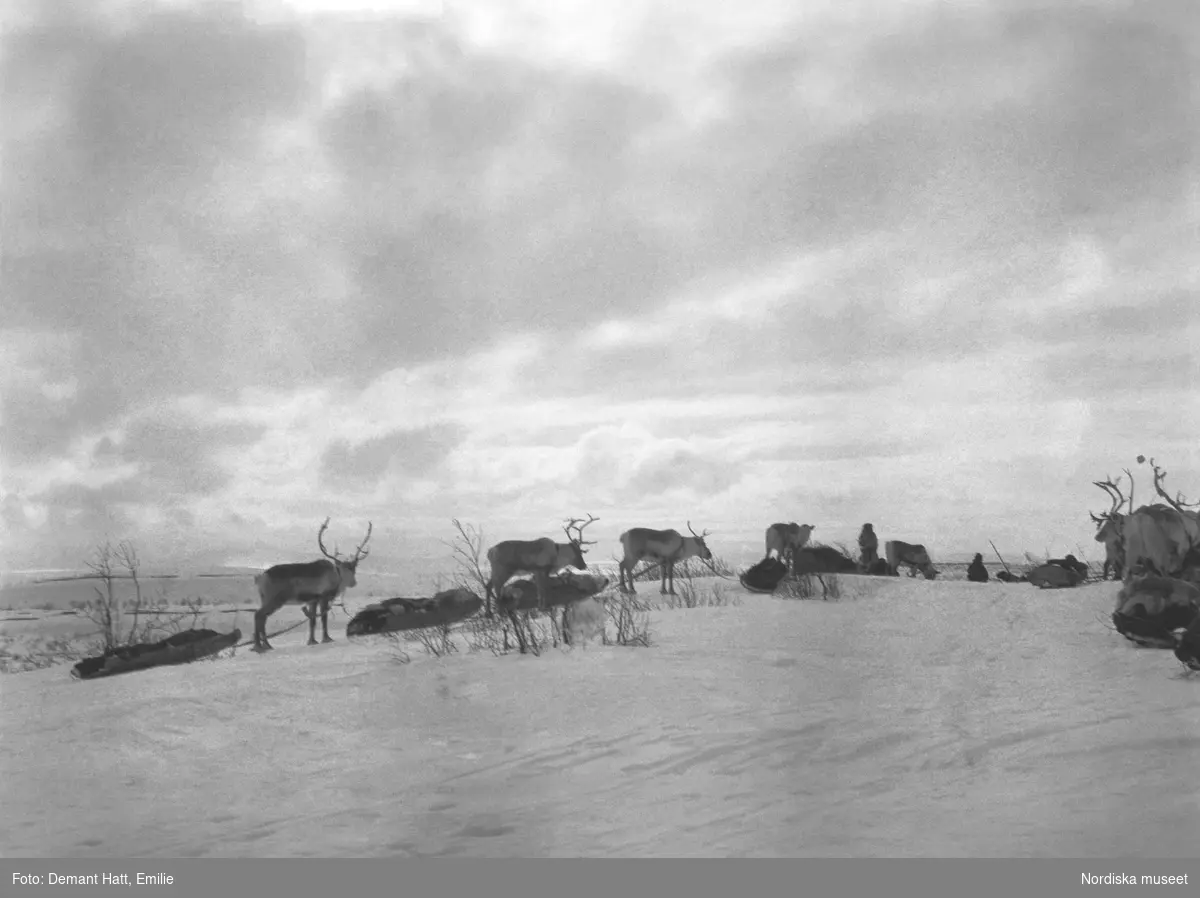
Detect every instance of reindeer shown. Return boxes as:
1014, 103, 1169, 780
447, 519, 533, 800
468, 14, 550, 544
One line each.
1122, 459, 1200, 583
253, 518, 372, 652
485, 515, 598, 612
1091, 474, 1129, 580
764, 522, 815, 573
618, 521, 713, 595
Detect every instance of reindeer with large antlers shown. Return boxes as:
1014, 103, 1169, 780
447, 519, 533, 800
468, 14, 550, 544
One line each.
618, 521, 713, 595
252, 518, 373, 652
485, 514, 599, 612
1121, 458, 1200, 582
1090, 474, 1129, 580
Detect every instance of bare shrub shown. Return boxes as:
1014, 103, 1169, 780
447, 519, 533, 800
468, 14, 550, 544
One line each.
606, 589, 652, 647
383, 633, 412, 665
457, 600, 566, 657
505, 608, 569, 656
441, 519, 492, 616
78, 540, 211, 657
462, 611, 510, 656
0, 636, 84, 674
780, 572, 842, 601
84, 541, 121, 652
414, 622, 460, 658
666, 563, 740, 610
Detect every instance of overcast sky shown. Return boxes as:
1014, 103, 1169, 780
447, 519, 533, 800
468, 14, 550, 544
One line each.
2, 0, 1197, 574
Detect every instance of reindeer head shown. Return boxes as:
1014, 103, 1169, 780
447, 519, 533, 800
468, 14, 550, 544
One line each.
563, 514, 599, 570
687, 520, 714, 561
1091, 476, 1128, 542
318, 518, 373, 587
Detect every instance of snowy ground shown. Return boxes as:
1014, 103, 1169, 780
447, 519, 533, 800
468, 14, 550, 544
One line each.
1, 574, 1198, 857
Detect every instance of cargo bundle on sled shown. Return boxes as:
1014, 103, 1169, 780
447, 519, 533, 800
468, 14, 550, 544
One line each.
498, 571, 610, 613
346, 588, 484, 636
1027, 562, 1083, 589
71, 628, 242, 680
1111, 576, 1200, 650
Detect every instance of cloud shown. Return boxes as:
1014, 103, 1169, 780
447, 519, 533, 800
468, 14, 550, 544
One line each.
1, 0, 1195, 570
320, 423, 467, 489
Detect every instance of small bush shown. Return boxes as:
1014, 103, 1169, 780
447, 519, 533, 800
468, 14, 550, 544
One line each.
0, 635, 85, 674
462, 612, 509, 656
382, 633, 412, 665
664, 574, 740, 610
78, 540, 209, 656
441, 519, 494, 617
414, 622, 460, 658
606, 589, 652, 647
780, 572, 842, 601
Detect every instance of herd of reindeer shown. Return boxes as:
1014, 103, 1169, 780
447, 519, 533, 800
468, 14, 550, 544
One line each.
247, 459, 1200, 655
248, 515, 955, 653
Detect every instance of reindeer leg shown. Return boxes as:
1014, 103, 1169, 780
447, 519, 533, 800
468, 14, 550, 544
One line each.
254, 608, 273, 652
321, 600, 334, 643
307, 601, 319, 646
508, 609, 527, 654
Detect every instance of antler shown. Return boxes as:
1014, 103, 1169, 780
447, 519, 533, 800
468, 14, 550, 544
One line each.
687, 520, 711, 539
316, 517, 339, 560
1148, 458, 1200, 513
317, 518, 373, 562
1090, 476, 1126, 524
563, 514, 599, 550
353, 521, 373, 562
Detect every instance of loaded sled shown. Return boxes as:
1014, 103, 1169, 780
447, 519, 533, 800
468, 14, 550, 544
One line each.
738, 557, 790, 594
72, 628, 241, 680
346, 588, 484, 636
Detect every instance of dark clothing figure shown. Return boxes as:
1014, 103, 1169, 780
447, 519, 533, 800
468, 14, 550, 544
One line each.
1048, 554, 1089, 579
967, 553, 989, 583
858, 523, 879, 570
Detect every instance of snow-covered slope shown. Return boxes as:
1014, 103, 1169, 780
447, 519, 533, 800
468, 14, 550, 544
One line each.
2, 576, 1197, 857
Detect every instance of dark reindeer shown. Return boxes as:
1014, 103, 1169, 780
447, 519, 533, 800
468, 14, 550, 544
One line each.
617, 521, 713, 595
252, 518, 372, 652
485, 515, 599, 611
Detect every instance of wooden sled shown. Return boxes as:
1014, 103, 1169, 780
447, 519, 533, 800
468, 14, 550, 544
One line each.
71, 628, 241, 680
1113, 576, 1200, 650
739, 575, 782, 595
738, 558, 790, 594
346, 588, 484, 636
